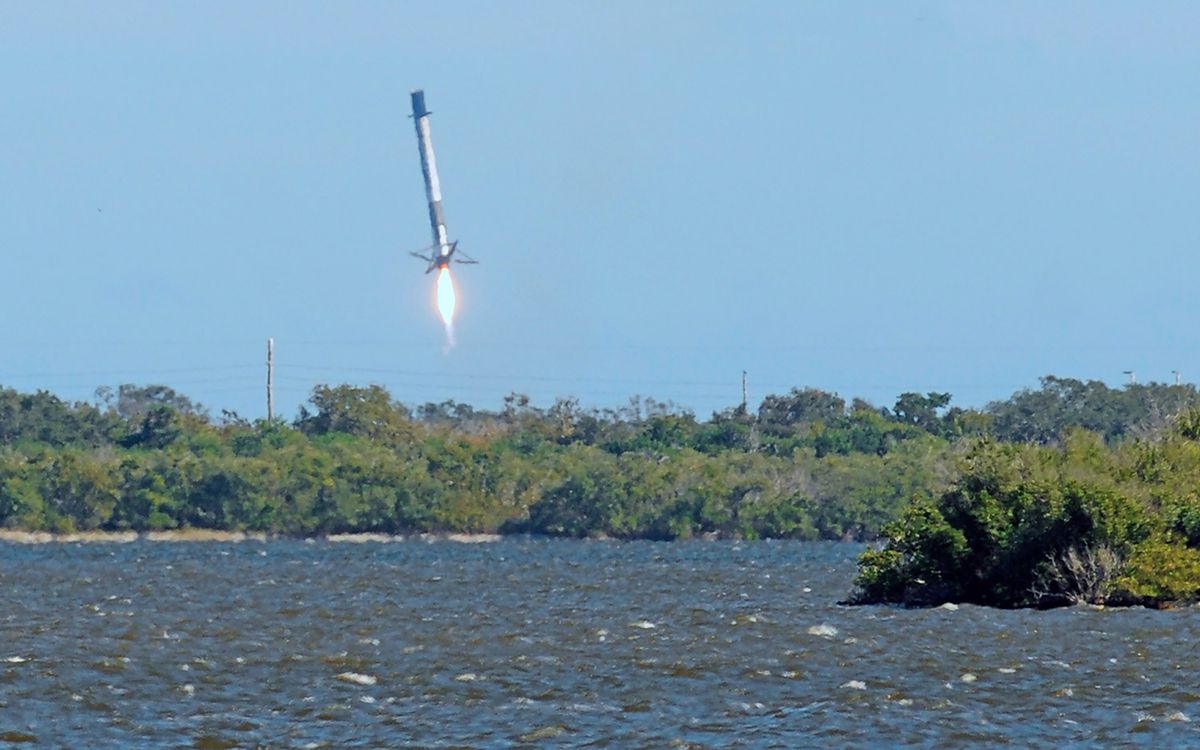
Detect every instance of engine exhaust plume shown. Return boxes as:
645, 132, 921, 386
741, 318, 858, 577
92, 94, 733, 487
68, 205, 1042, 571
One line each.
436, 266, 457, 349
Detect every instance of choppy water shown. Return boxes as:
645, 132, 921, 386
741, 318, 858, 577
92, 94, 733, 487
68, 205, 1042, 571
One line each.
2, 538, 1199, 748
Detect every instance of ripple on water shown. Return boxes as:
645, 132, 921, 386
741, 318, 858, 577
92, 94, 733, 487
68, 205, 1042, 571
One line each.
3, 538, 1200, 747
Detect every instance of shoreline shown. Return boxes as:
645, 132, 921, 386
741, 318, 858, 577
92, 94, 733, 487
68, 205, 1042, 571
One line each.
0, 530, 504, 545
0, 529, 806, 545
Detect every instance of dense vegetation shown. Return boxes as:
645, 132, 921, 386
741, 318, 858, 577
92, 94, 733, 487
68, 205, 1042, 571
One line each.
849, 413, 1200, 608
0, 378, 1197, 562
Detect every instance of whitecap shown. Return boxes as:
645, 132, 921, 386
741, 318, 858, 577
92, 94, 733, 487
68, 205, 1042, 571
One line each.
336, 672, 377, 686
841, 680, 867, 690
1168, 711, 1191, 722
807, 624, 838, 637
960, 673, 977, 683
628, 620, 657, 630
940, 603, 959, 611
455, 673, 478, 682
3, 656, 28, 663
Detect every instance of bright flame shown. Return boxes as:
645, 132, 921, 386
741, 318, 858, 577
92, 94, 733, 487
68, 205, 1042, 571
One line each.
435, 266, 457, 347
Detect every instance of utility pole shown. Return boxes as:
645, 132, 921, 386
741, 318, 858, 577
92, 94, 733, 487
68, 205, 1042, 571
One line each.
741, 370, 748, 414
1173, 370, 1182, 386
266, 338, 275, 421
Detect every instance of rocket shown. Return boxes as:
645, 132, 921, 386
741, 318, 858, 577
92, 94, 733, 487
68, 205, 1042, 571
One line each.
409, 89, 476, 273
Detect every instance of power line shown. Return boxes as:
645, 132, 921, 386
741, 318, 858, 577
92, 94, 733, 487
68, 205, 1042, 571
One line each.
0, 365, 258, 380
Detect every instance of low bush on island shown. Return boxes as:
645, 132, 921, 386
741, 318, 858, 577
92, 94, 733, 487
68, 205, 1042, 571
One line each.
848, 412, 1200, 608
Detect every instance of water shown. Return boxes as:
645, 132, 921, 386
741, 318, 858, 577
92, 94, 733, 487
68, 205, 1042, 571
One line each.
2, 538, 1198, 748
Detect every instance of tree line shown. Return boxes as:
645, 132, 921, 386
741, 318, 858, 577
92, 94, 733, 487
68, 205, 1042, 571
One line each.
0, 376, 1196, 542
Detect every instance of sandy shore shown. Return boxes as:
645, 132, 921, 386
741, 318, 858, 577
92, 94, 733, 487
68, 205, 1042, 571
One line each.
0, 530, 141, 544
0, 529, 502, 544
324, 533, 501, 544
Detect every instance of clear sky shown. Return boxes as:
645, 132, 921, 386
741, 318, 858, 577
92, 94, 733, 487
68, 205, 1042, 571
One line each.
2, 2, 1197, 420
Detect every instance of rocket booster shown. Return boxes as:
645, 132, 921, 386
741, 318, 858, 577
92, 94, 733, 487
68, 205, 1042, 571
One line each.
411, 90, 451, 259
409, 90, 475, 273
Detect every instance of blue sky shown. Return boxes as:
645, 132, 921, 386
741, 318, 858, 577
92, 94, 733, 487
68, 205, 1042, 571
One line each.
2, 2, 1198, 419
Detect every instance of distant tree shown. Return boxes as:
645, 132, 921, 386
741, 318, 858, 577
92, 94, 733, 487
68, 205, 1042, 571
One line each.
758, 388, 847, 430
942, 407, 993, 440
416, 399, 477, 426
988, 376, 1200, 444
693, 408, 754, 454
0, 387, 117, 447
888, 392, 952, 434
36, 451, 119, 531
501, 392, 536, 423
219, 409, 250, 427
120, 406, 182, 449
101, 384, 204, 420
296, 384, 413, 443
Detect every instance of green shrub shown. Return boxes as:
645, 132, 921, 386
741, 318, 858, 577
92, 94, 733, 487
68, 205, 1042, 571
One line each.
1114, 539, 1200, 602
